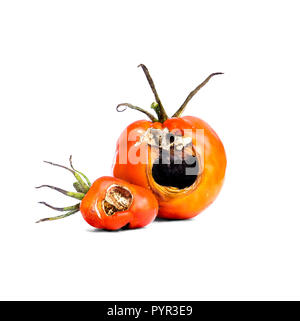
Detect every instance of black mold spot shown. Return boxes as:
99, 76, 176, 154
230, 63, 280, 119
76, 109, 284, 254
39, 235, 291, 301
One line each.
152, 149, 199, 189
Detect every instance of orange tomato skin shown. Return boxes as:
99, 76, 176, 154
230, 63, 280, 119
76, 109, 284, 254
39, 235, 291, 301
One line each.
112, 120, 157, 187
113, 116, 226, 219
80, 176, 158, 230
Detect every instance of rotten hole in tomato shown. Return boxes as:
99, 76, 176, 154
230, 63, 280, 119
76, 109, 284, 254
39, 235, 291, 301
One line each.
152, 148, 200, 189
102, 184, 133, 216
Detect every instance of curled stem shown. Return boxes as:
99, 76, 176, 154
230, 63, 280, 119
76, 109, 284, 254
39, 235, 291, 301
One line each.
138, 64, 168, 122
172, 72, 224, 118
117, 103, 158, 122
36, 209, 79, 223
35, 185, 85, 200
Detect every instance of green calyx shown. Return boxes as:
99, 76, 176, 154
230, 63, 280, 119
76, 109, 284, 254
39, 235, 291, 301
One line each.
116, 64, 223, 122
151, 102, 166, 123
35, 156, 91, 223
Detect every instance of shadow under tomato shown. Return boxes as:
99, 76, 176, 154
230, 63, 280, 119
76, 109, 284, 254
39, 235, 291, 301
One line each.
86, 217, 194, 232
154, 216, 195, 223
86, 223, 146, 233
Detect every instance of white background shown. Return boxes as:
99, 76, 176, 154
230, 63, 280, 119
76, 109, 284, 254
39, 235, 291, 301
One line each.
0, 0, 300, 300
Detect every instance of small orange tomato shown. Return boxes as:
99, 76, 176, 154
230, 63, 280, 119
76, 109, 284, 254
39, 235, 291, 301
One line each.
80, 176, 158, 230
36, 157, 158, 230
113, 65, 226, 219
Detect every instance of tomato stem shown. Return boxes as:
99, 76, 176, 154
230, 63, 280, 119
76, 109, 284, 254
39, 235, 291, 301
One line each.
35, 185, 85, 200
69, 155, 91, 187
36, 157, 92, 223
116, 103, 158, 122
44, 159, 90, 193
38, 202, 80, 212
172, 72, 224, 118
138, 64, 168, 122
35, 209, 79, 223
151, 102, 165, 122
73, 181, 86, 193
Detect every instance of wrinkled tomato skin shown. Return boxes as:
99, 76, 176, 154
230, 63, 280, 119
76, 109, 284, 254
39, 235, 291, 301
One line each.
80, 176, 158, 230
113, 116, 226, 219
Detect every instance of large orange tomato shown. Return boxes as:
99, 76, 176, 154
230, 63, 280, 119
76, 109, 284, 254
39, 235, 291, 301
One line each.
113, 65, 226, 219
